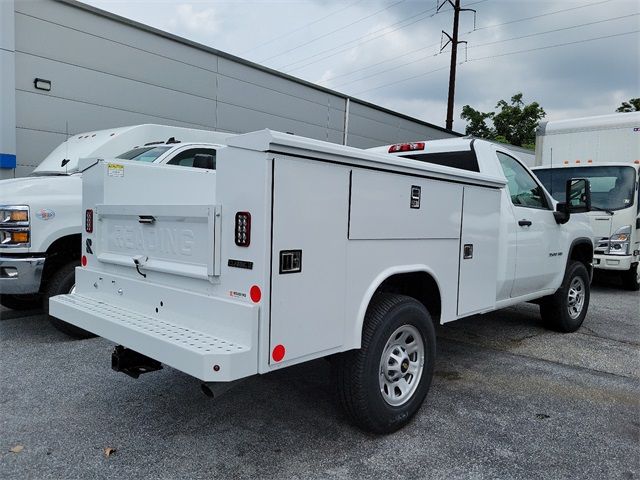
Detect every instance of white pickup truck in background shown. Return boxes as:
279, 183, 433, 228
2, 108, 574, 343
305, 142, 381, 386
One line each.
50, 130, 593, 433
0, 124, 232, 336
532, 112, 640, 290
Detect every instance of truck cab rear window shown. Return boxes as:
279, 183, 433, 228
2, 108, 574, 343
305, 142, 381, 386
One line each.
400, 151, 480, 172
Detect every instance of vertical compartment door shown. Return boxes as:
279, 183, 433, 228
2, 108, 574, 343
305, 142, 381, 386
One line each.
269, 157, 349, 365
458, 186, 501, 316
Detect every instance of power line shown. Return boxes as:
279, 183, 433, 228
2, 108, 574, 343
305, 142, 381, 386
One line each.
468, 12, 639, 49
239, 0, 364, 55
281, 4, 440, 72
280, 0, 488, 74
257, 0, 407, 63
353, 29, 638, 95
326, 12, 635, 89
320, 41, 442, 85
354, 65, 450, 95
332, 50, 443, 89
313, 1, 488, 84
463, 0, 614, 35
467, 29, 639, 61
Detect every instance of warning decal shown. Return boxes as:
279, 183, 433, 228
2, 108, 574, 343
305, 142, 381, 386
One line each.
107, 163, 124, 177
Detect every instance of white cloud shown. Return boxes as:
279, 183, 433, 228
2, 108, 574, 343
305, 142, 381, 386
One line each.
167, 3, 219, 36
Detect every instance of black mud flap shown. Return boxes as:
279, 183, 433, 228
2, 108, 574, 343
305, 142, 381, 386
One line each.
111, 345, 163, 379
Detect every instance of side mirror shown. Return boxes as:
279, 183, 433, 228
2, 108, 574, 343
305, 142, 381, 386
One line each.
566, 178, 591, 213
553, 178, 591, 224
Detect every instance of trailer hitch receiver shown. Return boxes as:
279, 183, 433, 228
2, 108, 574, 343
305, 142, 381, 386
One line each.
111, 345, 163, 379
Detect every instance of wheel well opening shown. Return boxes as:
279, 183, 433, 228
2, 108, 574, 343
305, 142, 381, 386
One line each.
40, 234, 81, 291
376, 272, 441, 323
570, 241, 593, 270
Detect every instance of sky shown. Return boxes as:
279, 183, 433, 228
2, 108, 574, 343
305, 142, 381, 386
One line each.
83, 0, 640, 132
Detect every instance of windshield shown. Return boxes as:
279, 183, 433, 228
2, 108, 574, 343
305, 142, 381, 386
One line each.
116, 146, 171, 162
534, 166, 637, 211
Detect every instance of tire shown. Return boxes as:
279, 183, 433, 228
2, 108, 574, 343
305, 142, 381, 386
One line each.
334, 293, 436, 434
621, 264, 640, 291
0, 293, 42, 311
540, 261, 590, 333
44, 261, 95, 339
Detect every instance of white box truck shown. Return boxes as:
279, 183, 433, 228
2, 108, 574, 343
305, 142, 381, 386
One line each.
50, 130, 593, 433
532, 112, 640, 290
0, 124, 233, 336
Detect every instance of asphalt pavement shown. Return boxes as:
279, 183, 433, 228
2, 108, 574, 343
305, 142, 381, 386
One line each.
1, 276, 638, 480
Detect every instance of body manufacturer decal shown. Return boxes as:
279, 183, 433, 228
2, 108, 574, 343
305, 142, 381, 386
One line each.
36, 209, 55, 220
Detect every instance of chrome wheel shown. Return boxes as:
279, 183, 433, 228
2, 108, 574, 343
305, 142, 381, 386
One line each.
567, 276, 585, 320
379, 325, 425, 407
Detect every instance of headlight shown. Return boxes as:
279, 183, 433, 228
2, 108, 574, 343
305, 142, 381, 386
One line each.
0, 205, 30, 247
608, 225, 631, 256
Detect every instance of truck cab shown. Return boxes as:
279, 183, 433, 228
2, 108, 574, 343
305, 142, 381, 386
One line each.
368, 139, 594, 303
0, 124, 232, 336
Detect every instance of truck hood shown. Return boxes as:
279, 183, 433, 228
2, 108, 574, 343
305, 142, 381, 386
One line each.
0, 175, 82, 253
0, 175, 81, 203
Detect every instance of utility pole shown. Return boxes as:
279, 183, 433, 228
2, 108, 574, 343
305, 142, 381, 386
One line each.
439, 0, 475, 131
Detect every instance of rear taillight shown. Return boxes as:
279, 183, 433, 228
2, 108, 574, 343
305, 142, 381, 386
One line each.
85, 209, 93, 233
235, 212, 251, 247
388, 142, 425, 153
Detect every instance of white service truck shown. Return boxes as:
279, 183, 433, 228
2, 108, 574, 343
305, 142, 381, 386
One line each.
0, 124, 232, 336
532, 112, 640, 290
50, 130, 593, 433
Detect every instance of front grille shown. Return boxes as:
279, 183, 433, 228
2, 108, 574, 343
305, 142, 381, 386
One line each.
594, 237, 609, 255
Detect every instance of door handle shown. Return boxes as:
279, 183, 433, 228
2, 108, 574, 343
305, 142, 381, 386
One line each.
518, 219, 532, 227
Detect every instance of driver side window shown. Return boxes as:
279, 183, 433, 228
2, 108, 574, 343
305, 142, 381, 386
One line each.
497, 152, 550, 209
166, 148, 217, 168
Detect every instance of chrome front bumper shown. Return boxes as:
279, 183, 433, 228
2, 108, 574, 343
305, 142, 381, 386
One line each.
0, 255, 46, 294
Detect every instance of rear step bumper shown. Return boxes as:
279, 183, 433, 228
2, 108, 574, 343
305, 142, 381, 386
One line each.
50, 293, 258, 382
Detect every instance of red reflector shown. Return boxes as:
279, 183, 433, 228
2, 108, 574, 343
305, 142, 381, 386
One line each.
81, 255, 87, 267
85, 209, 93, 233
388, 142, 425, 153
250, 285, 261, 303
272, 344, 285, 362
235, 212, 251, 247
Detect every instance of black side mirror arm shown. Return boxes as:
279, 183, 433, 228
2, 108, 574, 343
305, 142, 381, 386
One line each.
554, 202, 570, 224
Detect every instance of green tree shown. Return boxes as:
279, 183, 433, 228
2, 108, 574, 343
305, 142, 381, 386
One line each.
616, 98, 640, 112
460, 92, 546, 148
460, 105, 494, 139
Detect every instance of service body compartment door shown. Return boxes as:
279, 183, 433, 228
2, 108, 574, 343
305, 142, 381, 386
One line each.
457, 186, 501, 316
270, 157, 349, 365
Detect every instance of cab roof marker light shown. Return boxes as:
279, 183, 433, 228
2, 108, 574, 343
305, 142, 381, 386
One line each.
388, 142, 425, 153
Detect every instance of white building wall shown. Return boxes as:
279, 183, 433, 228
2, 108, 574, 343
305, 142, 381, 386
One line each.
0, 0, 17, 177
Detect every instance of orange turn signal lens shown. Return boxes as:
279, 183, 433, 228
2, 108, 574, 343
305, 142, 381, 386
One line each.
10, 211, 28, 222
11, 232, 29, 243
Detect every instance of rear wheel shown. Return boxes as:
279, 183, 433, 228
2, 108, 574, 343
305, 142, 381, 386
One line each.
0, 293, 42, 311
44, 261, 95, 339
334, 293, 436, 434
540, 261, 590, 333
621, 264, 640, 291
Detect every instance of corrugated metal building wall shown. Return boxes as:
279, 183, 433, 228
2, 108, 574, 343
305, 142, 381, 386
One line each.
1, 0, 458, 179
